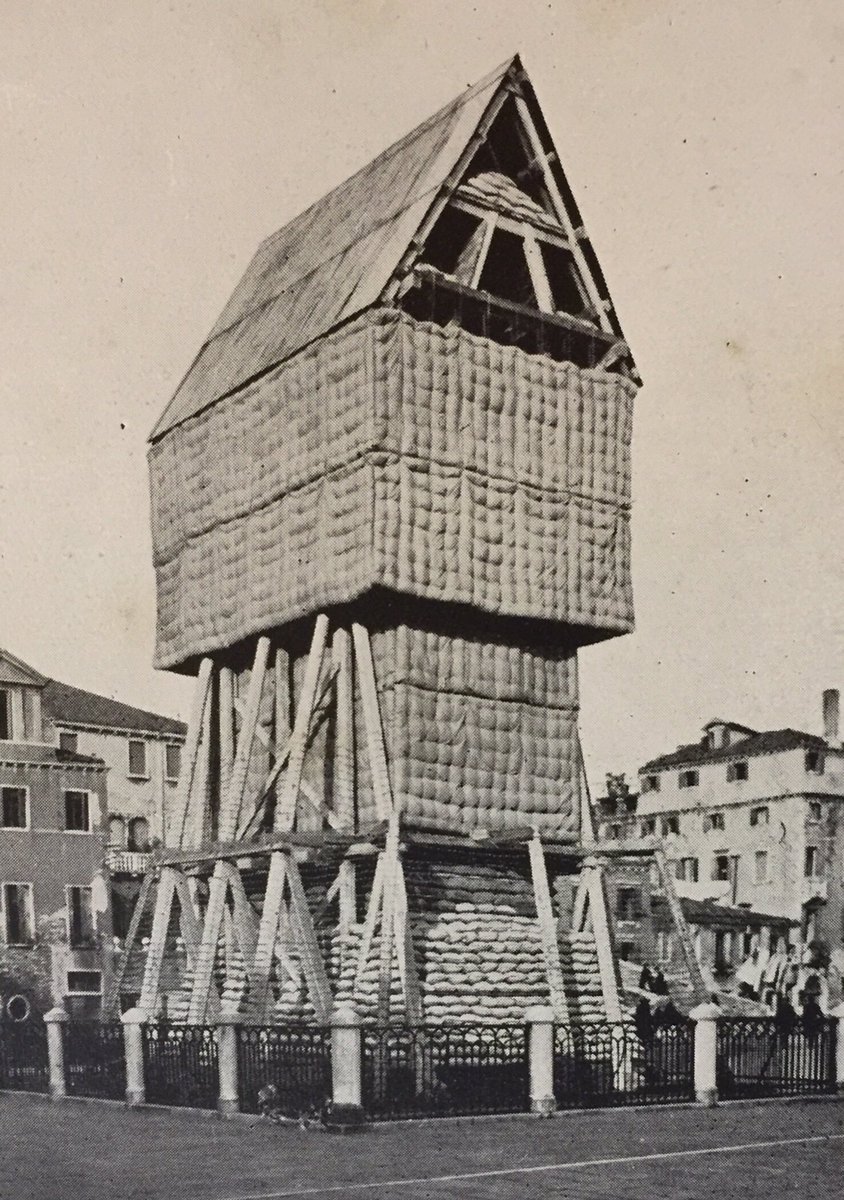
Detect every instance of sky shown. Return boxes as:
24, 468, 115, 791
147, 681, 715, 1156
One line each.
1, 1, 843, 790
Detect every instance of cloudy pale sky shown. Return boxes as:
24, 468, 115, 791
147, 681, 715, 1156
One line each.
2, 1, 842, 788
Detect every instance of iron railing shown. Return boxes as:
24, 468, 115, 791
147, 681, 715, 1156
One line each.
362, 1024, 529, 1120
237, 1026, 332, 1119
554, 1021, 695, 1108
0, 1018, 49, 1093
62, 1021, 126, 1100
717, 1016, 836, 1098
142, 1024, 218, 1109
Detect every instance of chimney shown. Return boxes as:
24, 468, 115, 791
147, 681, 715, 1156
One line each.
822, 688, 839, 746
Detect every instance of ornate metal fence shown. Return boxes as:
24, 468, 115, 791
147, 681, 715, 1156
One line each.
63, 1021, 126, 1100
717, 1017, 836, 1098
362, 1024, 529, 1120
237, 1026, 332, 1118
0, 1017, 49, 1093
142, 1024, 218, 1109
553, 1021, 694, 1108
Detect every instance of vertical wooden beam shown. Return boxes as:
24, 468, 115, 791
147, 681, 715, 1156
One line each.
172, 869, 202, 970
528, 830, 570, 1021
523, 229, 555, 314
186, 867, 229, 1023
275, 615, 330, 832
571, 873, 589, 933
377, 817, 399, 1023
394, 859, 423, 1025
353, 851, 386, 995
333, 625, 357, 938
105, 870, 154, 1015
220, 638, 271, 842
221, 862, 258, 968
351, 623, 394, 822
139, 867, 177, 1016
286, 855, 333, 1023
172, 658, 213, 849
218, 666, 235, 802
582, 860, 623, 1024
249, 850, 289, 1016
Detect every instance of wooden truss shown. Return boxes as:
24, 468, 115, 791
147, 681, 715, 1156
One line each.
113, 615, 424, 1024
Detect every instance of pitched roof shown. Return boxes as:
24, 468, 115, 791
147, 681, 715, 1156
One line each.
676, 896, 795, 931
42, 679, 185, 738
0, 648, 48, 688
150, 55, 631, 440
641, 727, 828, 772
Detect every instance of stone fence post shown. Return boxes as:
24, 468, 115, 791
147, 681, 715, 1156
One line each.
217, 1008, 240, 1117
121, 1007, 146, 1107
525, 1005, 556, 1116
690, 1002, 720, 1107
329, 1005, 365, 1130
831, 1002, 844, 1096
44, 1006, 68, 1101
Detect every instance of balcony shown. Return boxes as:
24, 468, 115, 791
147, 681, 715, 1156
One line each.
105, 847, 152, 875
801, 876, 828, 904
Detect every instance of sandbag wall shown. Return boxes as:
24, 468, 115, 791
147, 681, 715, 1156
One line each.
149, 308, 636, 671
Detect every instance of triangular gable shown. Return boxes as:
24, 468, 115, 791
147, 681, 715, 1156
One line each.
0, 649, 47, 689
151, 55, 633, 440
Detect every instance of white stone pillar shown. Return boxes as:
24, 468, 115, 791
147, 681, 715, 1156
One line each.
121, 1006, 146, 1107
330, 1005, 365, 1130
831, 1001, 844, 1096
44, 1006, 68, 1101
690, 1001, 720, 1107
526, 1004, 556, 1116
217, 1009, 240, 1117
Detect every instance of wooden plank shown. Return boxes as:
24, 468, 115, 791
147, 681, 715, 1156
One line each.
238, 704, 338, 834
172, 659, 213, 849
332, 626, 355, 831
158, 821, 389, 868
522, 229, 555, 314
654, 848, 708, 1002
571, 873, 589, 933
528, 831, 569, 1021
353, 850, 386, 995
221, 862, 258, 969
186, 864, 229, 1023
219, 666, 235, 803
377, 818, 399, 1023
596, 340, 629, 372
220, 638, 271, 842
249, 850, 289, 1016
512, 92, 613, 335
105, 869, 154, 1015
172, 869, 202, 969
139, 867, 177, 1016
275, 614, 330, 832
286, 855, 333, 1023
186, 676, 214, 849
351, 623, 394, 822
582, 862, 623, 1024
394, 858, 423, 1025
469, 212, 497, 288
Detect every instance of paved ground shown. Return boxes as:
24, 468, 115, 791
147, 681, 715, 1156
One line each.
1, 1094, 842, 1200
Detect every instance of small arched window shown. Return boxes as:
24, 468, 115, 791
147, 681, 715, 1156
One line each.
108, 815, 125, 847
127, 817, 149, 852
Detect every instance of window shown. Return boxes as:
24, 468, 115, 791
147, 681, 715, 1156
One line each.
749, 805, 769, 827
678, 769, 699, 789
656, 931, 674, 963
805, 750, 824, 774
608, 823, 621, 840
108, 815, 125, 847
0, 787, 27, 829
641, 774, 660, 794
641, 817, 657, 837
58, 731, 78, 754
65, 970, 102, 1019
676, 857, 699, 883
2, 883, 34, 945
808, 801, 822, 822
0, 690, 10, 740
127, 816, 149, 852
754, 850, 768, 884
616, 887, 643, 922
67, 887, 95, 948
66, 970, 101, 993
727, 761, 749, 782
128, 739, 148, 778
662, 815, 679, 836
714, 929, 733, 971
804, 846, 819, 878
712, 853, 731, 882
705, 811, 725, 832
165, 743, 181, 782
64, 790, 90, 832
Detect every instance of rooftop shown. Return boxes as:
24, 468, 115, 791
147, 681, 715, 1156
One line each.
641, 727, 828, 772
42, 679, 186, 739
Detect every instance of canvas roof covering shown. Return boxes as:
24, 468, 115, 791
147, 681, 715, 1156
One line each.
151, 55, 631, 440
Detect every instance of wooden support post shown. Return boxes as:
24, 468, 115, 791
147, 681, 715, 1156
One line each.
221, 638, 271, 842
571, 873, 589, 933
106, 869, 154, 1015
172, 658, 213, 849
219, 666, 235, 803
377, 818, 399, 1023
186, 866, 229, 1023
582, 860, 623, 1024
286, 855, 333, 1023
249, 850, 289, 1016
353, 850, 385, 996
139, 866, 177, 1016
394, 858, 423, 1025
172, 869, 202, 970
276, 615, 330, 832
351, 623, 394, 822
333, 626, 357, 940
222, 862, 258, 968
528, 830, 570, 1022
654, 848, 708, 1002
